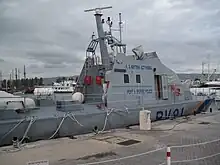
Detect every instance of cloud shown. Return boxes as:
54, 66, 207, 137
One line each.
27, 49, 84, 65
0, 0, 220, 78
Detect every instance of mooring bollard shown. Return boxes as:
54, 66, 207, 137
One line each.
139, 108, 151, 130
167, 146, 171, 165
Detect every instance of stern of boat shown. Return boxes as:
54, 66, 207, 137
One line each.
192, 98, 214, 114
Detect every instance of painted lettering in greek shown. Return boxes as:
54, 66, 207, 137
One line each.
125, 64, 152, 70
156, 111, 163, 120
156, 107, 184, 120
173, 109, 179, 117
180, 107, 184, 116
164, 109, 172, 119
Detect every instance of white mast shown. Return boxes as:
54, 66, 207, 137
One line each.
207, 54, 210, 81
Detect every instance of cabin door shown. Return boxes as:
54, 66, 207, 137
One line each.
154, 75, 162, 99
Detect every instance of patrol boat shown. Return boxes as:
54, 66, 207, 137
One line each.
0, 6, 212, 147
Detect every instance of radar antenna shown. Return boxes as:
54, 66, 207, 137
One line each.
84, 6, 112, 14
84, 6, 112, 71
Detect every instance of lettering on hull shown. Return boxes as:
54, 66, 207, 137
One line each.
156, 107, 184, 120
125, 64, 152, 70
127, 88, 153, 95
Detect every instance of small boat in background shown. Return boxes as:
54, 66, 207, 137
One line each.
190, 81, 220, 110
52, 80, 76, 93
0, 90, 36, 111
33, 80, 76, 96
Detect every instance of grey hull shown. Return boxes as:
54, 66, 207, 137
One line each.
0, 99, 211, 147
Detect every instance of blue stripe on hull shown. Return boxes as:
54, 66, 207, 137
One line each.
196, 98, 213, 113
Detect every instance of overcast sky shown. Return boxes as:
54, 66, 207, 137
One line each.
0, 0, 220, 78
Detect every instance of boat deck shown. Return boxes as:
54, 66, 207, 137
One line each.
0, 98, 201, 122
1, 106, 220, 165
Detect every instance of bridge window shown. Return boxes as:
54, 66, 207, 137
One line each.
136, 75, 141, 83
124, 74, 129, 83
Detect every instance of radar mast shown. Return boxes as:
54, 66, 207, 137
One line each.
84, 6, 112, 71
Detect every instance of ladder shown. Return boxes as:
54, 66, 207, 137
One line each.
86, 39, 98, 53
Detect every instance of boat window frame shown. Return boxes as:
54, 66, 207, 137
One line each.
124, 74, 129, 83
136, 74, 141, 83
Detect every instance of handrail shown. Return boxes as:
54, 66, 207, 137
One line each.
0, 90, 209, 99
0, 89, 213, 104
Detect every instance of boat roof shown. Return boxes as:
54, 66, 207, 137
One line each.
205, 81, 220, 85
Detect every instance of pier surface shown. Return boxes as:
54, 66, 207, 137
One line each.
1, 110, 220, 165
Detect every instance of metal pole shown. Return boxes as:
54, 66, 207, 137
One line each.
15, 68, 17, 90
94, 12, 110, 70
24, 65, 26, 79
166, 146, 171, 165
119, 13, 122, 43
207, 54, 210, 82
